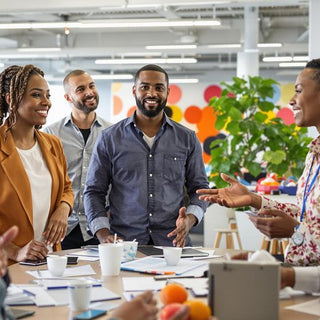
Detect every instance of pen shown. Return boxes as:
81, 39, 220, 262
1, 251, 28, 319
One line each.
23, 289, 36, 297
154, 275, 198, 280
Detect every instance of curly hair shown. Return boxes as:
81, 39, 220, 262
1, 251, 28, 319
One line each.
0, 64, 45, 131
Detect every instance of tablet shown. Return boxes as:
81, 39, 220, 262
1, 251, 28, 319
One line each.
137, 245, 209, 258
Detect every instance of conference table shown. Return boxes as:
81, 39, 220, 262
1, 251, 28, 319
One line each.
8, 248, 319, 320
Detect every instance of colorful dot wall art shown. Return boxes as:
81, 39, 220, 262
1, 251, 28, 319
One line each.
111, 82, 295, 164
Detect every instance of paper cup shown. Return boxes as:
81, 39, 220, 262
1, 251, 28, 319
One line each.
68, 279, 91, 311
99, 243, 123, 276
122, 241, 138, 262
163, 247, 182, 266
47, 255, 67, 277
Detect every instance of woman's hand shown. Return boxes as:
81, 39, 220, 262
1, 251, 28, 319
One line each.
42, 202, 69, 247
249, 209, 298, 238
7, 240, 48, 262
197, 173, 260, 208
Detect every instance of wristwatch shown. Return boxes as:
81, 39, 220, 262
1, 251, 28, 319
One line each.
291, 231, 304, 246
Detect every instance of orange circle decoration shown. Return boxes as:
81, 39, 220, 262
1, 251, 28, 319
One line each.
168, 85, 182, 104
184, 105, 202, 124
196, 106, 218, 143
203, 151, 211, 164
127, 106, 136, 117
168, 105, 183, 122
204, 85, 222, 103
280, 83, 295, 104
113, 95, 123, 115
276, 107, 295, 125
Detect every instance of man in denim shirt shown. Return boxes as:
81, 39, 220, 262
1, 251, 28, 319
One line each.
84, 65, 209, 247
44, 70, 112, 249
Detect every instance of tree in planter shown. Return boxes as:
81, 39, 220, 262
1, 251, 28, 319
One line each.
208, 76, 312, 188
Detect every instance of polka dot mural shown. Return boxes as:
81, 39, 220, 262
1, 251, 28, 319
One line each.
204, 85, 222, 103
113, 95, 123, 115
184, 105, 202, 124
111, 80, 296, 165
168, 84, 182, 104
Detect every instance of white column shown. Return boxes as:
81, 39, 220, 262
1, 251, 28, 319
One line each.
237, 6, 259, 79
309, 0, 320, 59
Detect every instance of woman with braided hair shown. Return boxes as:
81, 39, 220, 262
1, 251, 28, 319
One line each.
0, 65, 73, 263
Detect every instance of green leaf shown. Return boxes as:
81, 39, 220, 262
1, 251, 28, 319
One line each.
254, 111, 268, 123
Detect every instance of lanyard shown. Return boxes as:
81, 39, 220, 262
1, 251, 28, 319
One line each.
300, 155, 320, 222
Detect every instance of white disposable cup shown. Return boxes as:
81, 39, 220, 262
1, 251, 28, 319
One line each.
46, 255, 67, 277
163, 247, 182, 266
68, 279, 91, 311
99, 243, 123, 276
122, 241, 138, 262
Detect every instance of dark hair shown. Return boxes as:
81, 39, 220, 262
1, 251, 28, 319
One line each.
305, 59, 320, 83
134, 64, 169, 86
63, 69, 87, 91
0, 64, 44, 129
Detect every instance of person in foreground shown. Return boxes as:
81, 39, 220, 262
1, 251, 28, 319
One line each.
44, 70, 112, 249
1, 226, 19, 320
84, 64, 209, 247
197, 58, 320, 266
0, 65, 74, 263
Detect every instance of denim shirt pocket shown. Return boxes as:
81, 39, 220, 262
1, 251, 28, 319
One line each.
163, 153, 187, 181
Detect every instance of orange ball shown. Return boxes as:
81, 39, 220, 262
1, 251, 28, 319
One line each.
183, 299, 211, 320
160, 283, 188, 305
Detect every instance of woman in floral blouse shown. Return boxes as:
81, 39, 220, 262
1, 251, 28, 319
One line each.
197, 58, 320, 266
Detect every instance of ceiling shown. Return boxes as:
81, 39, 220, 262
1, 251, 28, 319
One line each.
0, 0, 310, 82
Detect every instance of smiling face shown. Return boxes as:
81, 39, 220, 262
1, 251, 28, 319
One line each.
290, 68, 320, 132
132, 70, 169, 118
15, 74, 51, 128
64, 73, 99, 114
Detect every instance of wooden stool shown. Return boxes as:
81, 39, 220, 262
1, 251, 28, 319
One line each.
261, 237, 289, 255
214, 221, 243, 249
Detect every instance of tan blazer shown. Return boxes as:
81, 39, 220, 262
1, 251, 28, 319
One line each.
0, 124, 74, 257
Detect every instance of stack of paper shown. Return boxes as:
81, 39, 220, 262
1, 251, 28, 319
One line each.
5, 285, 35, 306
121, 256, 206, 275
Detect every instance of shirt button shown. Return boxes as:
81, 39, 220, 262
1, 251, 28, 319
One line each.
149, 194, 153, 198
149, 230, 152, 234
149, 173, 153, 177
174, 157, 177, 160
149, 154, 153, 158
149, 213, 153, 217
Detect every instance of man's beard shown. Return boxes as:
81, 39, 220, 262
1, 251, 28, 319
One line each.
135, 97, 167, 118
74, 96, 99, 114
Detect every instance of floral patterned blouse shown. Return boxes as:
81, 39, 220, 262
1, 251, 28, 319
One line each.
261, 135, 320, 266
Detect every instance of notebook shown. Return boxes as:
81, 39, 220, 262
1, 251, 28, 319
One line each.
137, 246, 209, 258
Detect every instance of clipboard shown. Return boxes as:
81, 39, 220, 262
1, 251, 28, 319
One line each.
208, 261, 280, 320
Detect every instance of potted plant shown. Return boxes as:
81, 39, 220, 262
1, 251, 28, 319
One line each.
208, 76, 312, 188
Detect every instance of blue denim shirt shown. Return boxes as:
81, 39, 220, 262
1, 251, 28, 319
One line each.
44, 114, 112, 241
84, 113, 209, 246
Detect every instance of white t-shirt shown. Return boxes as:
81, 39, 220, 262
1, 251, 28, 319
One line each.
17, 140, 52, 241
143, 133, 155, 149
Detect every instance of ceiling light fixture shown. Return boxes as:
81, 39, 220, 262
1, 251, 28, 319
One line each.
145, 45, 197, 50
95, 58, 197, 65
207, 44, 241, 48
257, 43, 282, 48
263, 56, 293, 62
293, 56, 309, 61
0, 19, 220, 30
92, 74, 133, 80
279, 62, 306, 68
